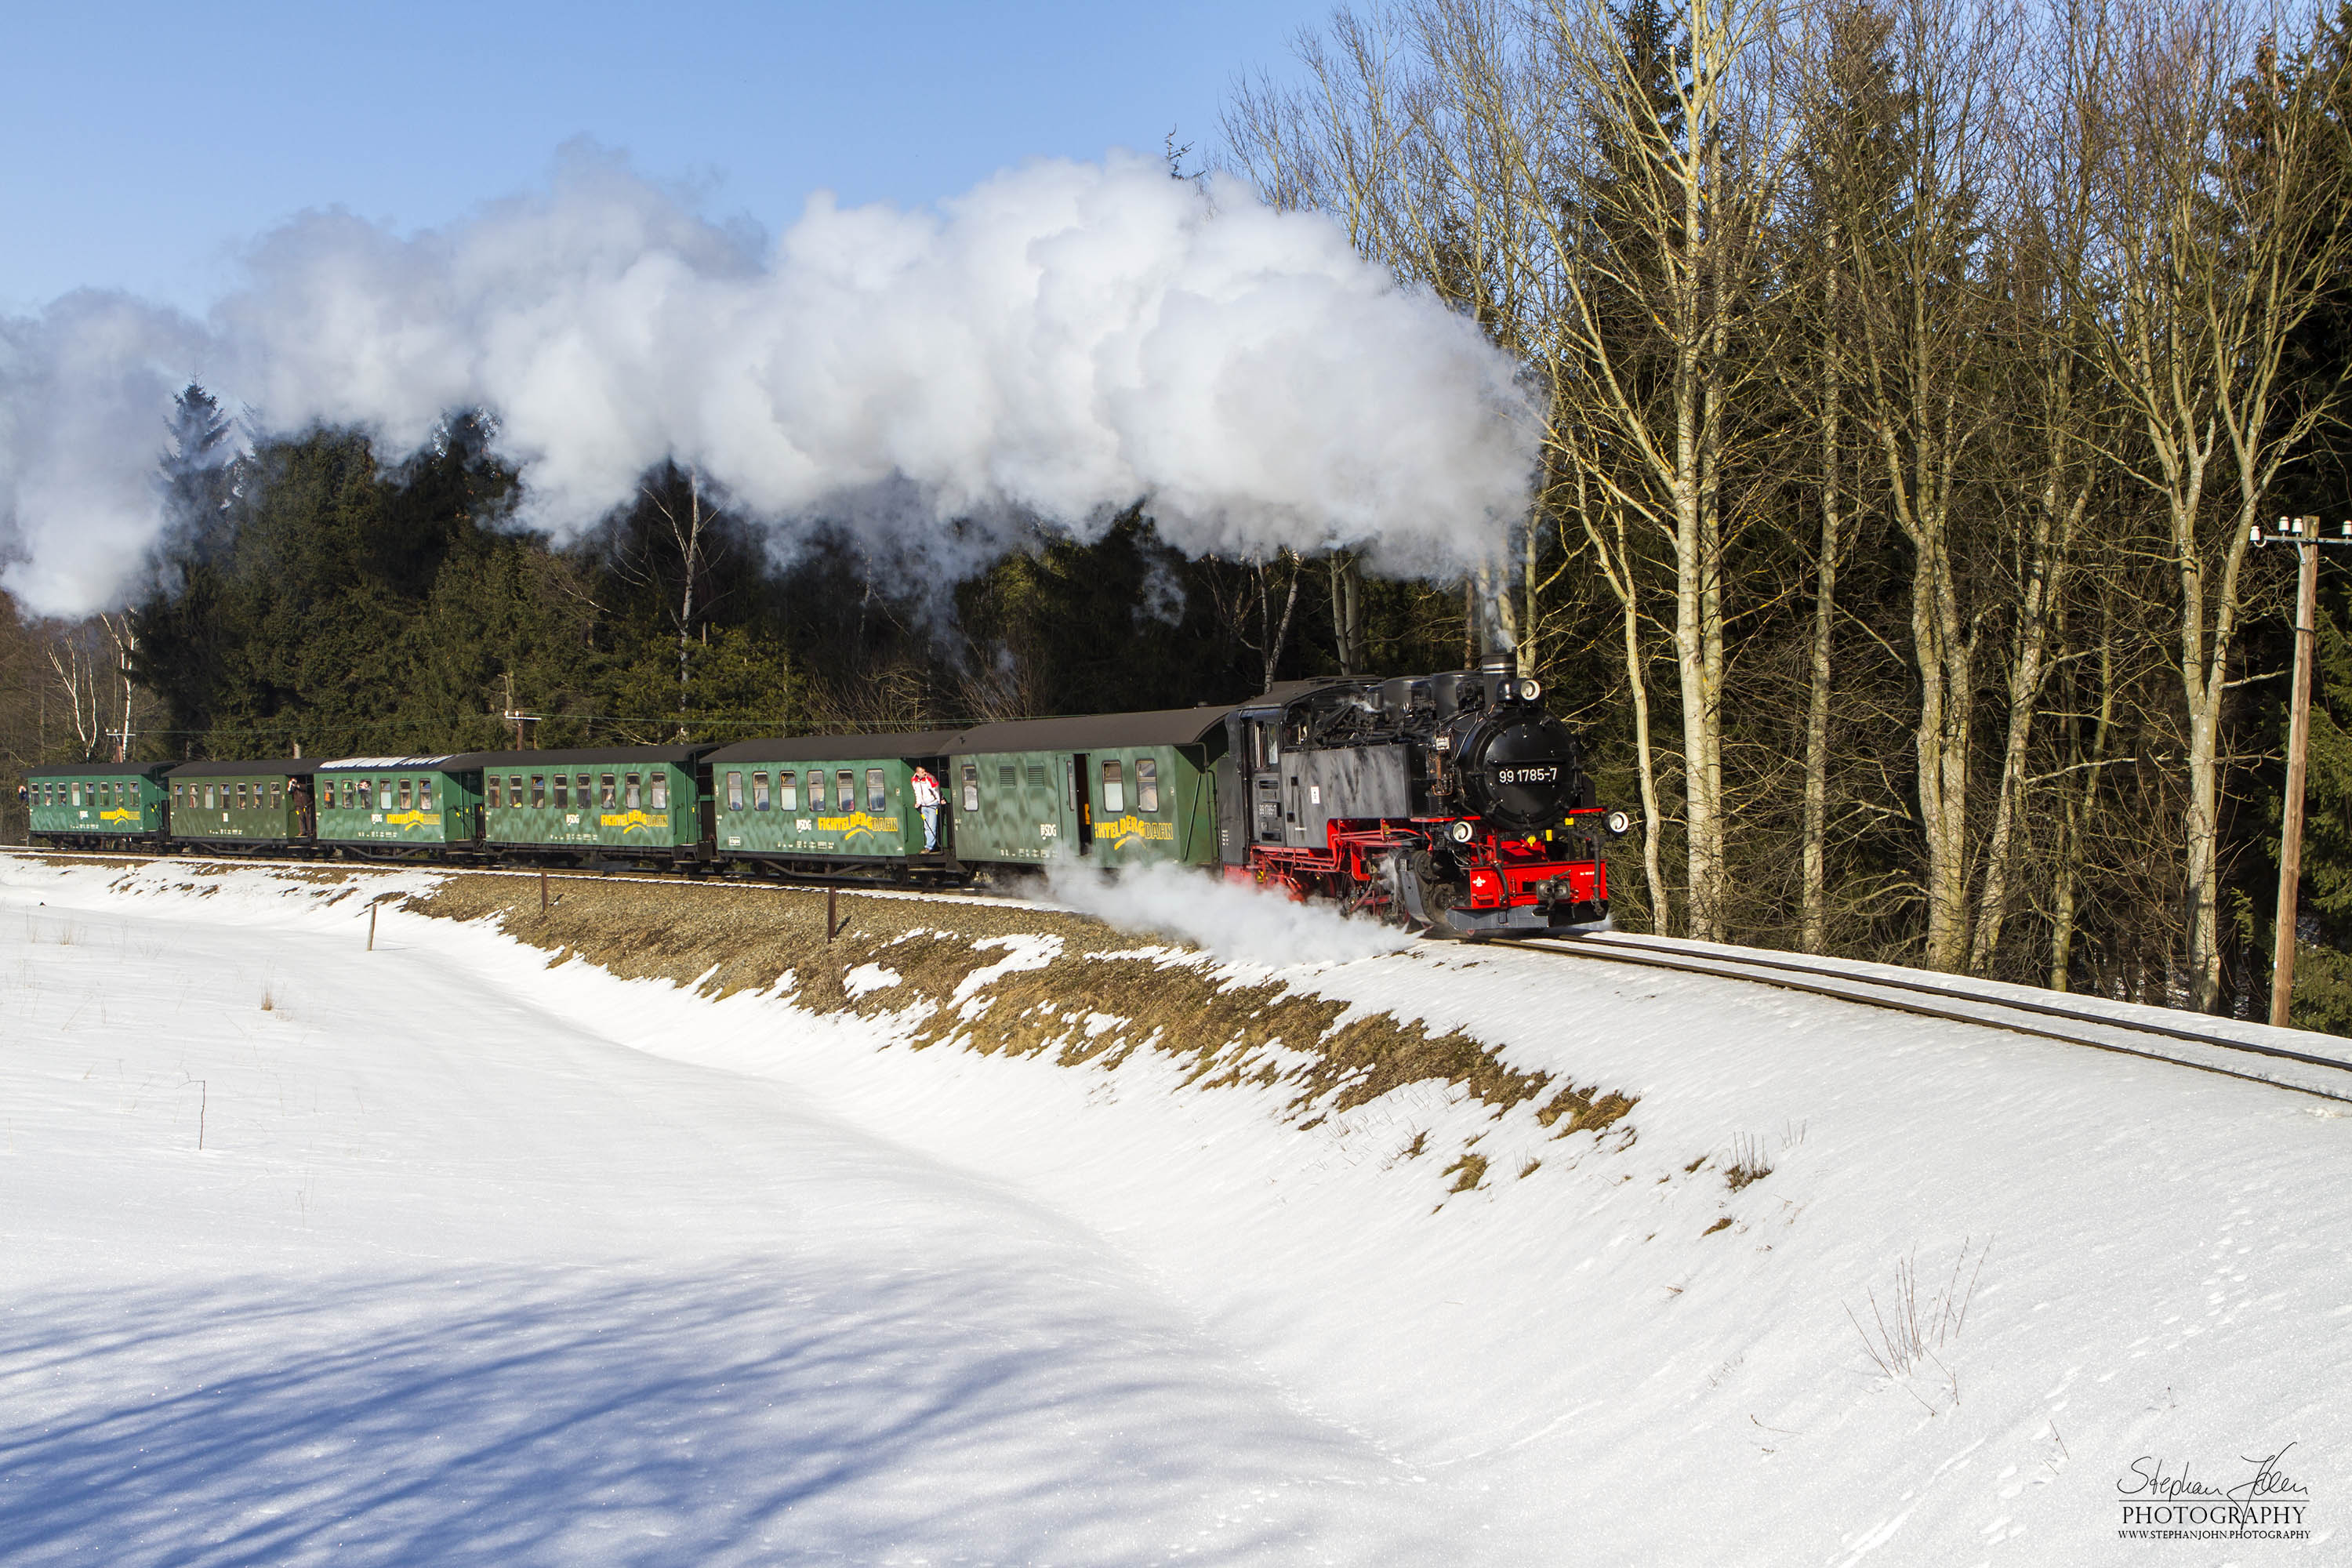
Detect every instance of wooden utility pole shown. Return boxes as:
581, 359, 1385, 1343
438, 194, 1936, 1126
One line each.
2256, 516, 2352, 1027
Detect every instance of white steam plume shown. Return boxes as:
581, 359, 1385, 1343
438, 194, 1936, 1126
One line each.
1038, 858, 1414, 967
0, 147, 1538, 616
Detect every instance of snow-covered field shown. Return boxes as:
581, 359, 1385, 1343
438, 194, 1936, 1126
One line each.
2, 855, 2346, 1565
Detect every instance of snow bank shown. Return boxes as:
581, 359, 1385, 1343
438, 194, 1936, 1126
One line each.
4, 855, 2347, 1566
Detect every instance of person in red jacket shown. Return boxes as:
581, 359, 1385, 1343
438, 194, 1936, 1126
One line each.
911, 766, 943, 852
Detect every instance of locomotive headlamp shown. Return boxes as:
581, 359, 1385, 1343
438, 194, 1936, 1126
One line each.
1450, 819, 1475, 843
1604, 809, 1632, 837
1518, 678, 1542, 703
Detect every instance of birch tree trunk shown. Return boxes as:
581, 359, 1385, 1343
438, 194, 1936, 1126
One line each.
2082, 1, 2349, 1009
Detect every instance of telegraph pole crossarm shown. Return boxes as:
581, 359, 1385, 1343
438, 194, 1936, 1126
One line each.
2252, 516, 2352, 1027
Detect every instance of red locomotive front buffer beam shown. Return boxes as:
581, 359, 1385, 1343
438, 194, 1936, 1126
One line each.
1235, 809, 1612, 932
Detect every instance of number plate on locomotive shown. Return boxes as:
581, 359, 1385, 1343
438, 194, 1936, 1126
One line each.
1495, 765, 1560, 785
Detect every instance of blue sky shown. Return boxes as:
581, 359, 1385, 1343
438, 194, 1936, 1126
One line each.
2, 1, 1329, 314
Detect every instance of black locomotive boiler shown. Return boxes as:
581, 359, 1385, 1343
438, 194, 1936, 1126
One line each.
1218, 656, 1626, 938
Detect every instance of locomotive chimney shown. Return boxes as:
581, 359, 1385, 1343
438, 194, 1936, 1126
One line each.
1468, 568, 1519, 677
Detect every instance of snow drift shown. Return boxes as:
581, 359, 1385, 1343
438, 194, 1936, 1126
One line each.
9, 855, 2345, 1565
0, 147, 1537, 616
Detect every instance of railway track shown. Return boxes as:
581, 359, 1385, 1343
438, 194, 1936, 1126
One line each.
4, 845, 1014, 907
1515, 930, 2352, 1106
22, 845, 2352, 1104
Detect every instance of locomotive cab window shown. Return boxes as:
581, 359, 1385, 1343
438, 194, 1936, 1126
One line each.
1136, 760, 1160, 812
866, 769, 886, 812
1102, 760, 1124, 814
726, 771, 744, 811
752, 771, 769, 811
780, 772, 798, 811
961, 764, 979, 811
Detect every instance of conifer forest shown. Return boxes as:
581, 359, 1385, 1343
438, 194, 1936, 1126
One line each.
9, 0, 2352, 1028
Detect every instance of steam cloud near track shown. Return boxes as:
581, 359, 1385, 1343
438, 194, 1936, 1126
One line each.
0, 148, 1538, 617
1040, 858, 1416, 967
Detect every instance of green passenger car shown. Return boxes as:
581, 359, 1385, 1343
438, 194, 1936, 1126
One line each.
25, 762, 174, 848
940, 710, 1228, 869
706, 734, 958, 866
315, 757, 484, 854
167, 760, 319, 849
471, 746, 710, 863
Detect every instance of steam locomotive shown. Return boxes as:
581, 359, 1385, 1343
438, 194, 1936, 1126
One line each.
27, 658, 1622, 940
1218, 655, 1623, 937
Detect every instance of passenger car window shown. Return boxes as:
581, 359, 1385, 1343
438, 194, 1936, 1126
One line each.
1025, 762, 1047, 788
650, 774, 668, 810
395, 779, 409, 811
866, 768, 886, 811
752, 771, 770, 811
1137, 759, 1160, 812
961, 764, 979, 811
601, 774, 616, 807
418, 780, 433, 810
1102, 760, 1124, 815
271, 782, 284, 811
727, 771, 744, 811
837, 771, 855, 813
781, 772, 798, 811
530, 775, 546, 808
625, 773, 641, 809
553, 775, 568, 808
809, 771, 828, 811
487, 777, 500, 808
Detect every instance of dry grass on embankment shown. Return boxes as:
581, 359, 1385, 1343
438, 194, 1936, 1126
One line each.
402, 873, 1637, 1182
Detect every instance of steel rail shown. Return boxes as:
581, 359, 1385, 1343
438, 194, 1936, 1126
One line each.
1508, 933, 2352, 1106
1588, 932, 2352, 1073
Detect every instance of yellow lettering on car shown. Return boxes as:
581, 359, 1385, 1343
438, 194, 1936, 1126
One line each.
813, 811, 898, 840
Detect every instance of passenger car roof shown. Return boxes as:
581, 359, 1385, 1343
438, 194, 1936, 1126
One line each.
703, 732, 964, 765
168, 759, 320, 779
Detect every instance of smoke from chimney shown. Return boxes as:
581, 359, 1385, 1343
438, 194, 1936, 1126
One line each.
0, 146, 1538, 616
